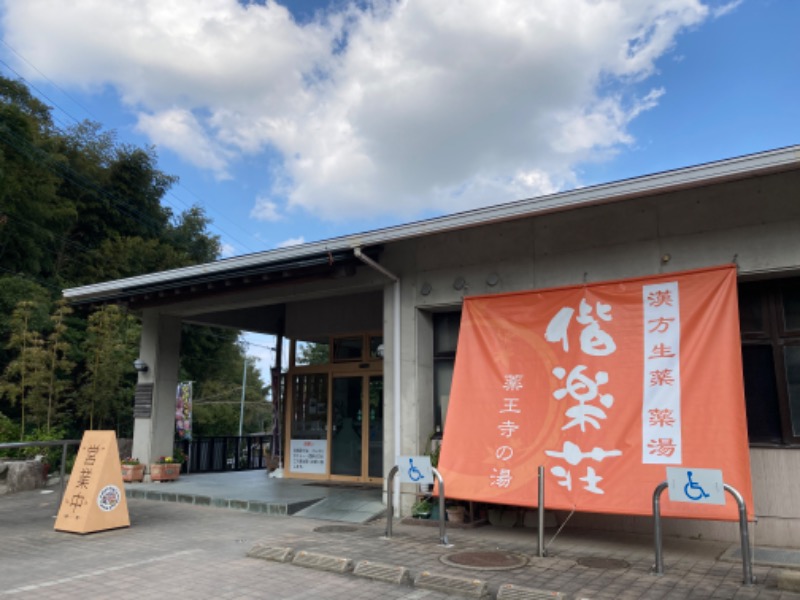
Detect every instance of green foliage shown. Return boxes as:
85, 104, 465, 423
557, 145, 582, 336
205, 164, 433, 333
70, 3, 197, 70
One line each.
189, 347, 272, 437
0, 277, 50, 367
42, 300, 75, 433
79, 305, 140, 433
412, 497, 433, 518
0, 74, 236, 442
0, 411, 16, 441
0, 425, 72, 472
0, 301, 47, 439
297, 341, 330, 365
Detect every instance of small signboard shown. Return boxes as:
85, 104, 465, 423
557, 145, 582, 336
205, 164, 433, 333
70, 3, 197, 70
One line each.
55, 430, 130, 534
290, 439, 327, 474
396, 455, 433, 484
666, 467, 725, 505
133, 383, 154, 418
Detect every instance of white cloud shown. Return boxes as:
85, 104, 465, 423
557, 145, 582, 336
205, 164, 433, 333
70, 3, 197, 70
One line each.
276, 236, 305, 248
2, 0, 712, 220
136, 108, 232, 177
250, 196, 283, 222
220, 242, 236, 258
712, 1, 743, 19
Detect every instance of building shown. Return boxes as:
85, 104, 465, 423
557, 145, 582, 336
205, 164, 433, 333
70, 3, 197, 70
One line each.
64, 146, 800, 546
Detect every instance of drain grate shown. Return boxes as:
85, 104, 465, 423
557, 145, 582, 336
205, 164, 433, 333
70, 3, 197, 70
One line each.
576, 556, 630, 570
440, 551, 529, 571
313, 525, 359, 534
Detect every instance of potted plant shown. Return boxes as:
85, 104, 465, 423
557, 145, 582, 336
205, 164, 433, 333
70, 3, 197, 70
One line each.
121, 457, 144, 483
446, 503, 467, 524
150, 451, 184, 482
412, 497, 433, 519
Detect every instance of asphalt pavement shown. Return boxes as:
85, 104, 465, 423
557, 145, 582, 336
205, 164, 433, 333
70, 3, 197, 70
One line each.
2, 474, 800, 599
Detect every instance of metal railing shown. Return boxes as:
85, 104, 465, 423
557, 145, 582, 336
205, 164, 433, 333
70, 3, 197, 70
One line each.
652, 481, 754, 584
385, 465, 450, 546
179, 435, 274, 474
0, 439, 81, 507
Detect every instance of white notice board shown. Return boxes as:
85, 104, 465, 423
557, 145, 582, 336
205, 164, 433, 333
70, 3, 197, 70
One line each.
290, 439, 327, 474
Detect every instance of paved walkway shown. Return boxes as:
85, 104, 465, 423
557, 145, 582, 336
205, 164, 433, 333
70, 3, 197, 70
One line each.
127, 470, 385, 522
2, 472, 800, 599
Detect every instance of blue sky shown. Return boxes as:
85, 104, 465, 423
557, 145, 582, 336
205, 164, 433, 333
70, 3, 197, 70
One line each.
1, 0, 797, 372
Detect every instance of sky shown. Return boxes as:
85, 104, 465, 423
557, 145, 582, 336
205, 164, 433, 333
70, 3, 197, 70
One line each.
1, 0, 798, 375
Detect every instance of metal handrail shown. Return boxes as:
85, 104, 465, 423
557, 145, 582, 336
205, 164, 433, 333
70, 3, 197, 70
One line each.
0, 439, 81, 507
385, 465, 450, 546
652, 480, 754, 584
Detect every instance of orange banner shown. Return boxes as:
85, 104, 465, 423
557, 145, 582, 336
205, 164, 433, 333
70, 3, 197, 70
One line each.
439, 265, 753, 520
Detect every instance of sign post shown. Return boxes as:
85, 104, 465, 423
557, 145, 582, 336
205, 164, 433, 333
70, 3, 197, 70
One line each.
55, 431, 130, 534
666, 467, 725, 505
396, 455, 433, 485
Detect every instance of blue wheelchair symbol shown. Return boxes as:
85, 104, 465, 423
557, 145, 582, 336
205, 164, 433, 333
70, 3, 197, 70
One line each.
683, 470, 710, 501
407, 458, 424, 482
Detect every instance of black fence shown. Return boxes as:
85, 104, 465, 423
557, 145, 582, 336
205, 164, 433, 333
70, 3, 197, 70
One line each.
178, 435, 274, 473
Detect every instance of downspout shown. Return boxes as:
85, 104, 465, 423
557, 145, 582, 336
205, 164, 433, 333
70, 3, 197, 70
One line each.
354, 247, 401, 511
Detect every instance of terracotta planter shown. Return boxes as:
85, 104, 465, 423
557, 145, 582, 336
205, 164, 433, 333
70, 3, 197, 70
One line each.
446, 506, 466, 524
121, 463, 145, 483
150, 463, 181, 482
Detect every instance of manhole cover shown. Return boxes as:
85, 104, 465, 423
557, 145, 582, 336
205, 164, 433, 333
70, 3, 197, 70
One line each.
440, 551, 529, 571
576, 556, 630, 570
313, 525, 359, 534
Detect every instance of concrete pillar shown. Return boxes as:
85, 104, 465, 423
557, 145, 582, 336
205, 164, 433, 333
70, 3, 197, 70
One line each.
131, 309, 182, 469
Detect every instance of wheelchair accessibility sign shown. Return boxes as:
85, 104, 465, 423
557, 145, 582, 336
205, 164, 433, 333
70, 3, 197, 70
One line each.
666, 467, 725, 505
396, 455, 434, 484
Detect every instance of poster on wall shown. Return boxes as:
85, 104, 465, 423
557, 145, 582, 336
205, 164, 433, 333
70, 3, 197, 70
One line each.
176, 382, 192, 441
290, 439, 327, 474
438, 264, 753, 521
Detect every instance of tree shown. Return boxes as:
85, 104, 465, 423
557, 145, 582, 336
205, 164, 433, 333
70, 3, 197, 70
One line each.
0, 301, 48, 438
166, 206, 221, 265
0, 78, 74, 281
0, 75, 235, 441
189, 346, 271, 437
80, 305, 140, 432
42, 300, 75, 433
0, 276, 50, 367
297, 341, 330, 365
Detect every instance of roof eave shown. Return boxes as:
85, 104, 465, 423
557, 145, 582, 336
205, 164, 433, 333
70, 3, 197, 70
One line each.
63, 145, 800, 303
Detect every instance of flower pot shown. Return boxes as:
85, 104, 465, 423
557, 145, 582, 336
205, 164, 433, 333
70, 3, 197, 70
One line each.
121, 463, 145, 483
446, 506, 466, 524
150, 463, 181, 482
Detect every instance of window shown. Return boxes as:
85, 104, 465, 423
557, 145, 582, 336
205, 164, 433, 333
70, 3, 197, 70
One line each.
333, 336, 363, 362
294, 338, 330, 366
739, 278, 800, 446
433, 311, 461, 433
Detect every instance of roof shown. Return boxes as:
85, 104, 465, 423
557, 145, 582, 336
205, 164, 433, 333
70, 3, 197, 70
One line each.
63, 145, 800, 303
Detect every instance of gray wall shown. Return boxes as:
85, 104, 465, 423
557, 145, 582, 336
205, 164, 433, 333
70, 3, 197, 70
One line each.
383, 169, 800, 544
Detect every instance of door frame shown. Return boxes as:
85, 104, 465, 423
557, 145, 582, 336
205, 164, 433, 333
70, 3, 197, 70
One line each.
329, 372, 383, 484
284, 332, 383, 483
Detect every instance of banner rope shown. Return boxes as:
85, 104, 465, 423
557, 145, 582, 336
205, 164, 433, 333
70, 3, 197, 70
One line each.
545, 505, 576, 552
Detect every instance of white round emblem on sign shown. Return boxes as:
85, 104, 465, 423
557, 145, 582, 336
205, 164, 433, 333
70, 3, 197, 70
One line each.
97, 485, 121, 512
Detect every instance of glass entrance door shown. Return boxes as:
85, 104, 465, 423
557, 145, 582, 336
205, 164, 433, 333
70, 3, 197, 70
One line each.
331, 376, 363, 477
329, 375, 384, 480
367, 376, 383, 479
